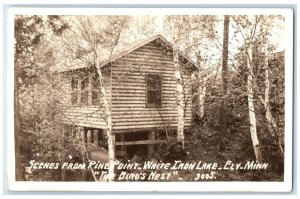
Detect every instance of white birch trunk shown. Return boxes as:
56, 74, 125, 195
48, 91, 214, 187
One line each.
263, 53, 278, 134
198, 70, 207, 120
199, 84, 206, 119
263, 52, 284, 154
95, 61, 115, 182
174, 51, 185, 144
246, 46, 263, 163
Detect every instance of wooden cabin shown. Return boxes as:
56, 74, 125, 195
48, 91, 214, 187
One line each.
59, 35, 198, 157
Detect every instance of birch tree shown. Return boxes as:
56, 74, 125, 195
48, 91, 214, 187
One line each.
173, 49, 185, 143
197, 69, 208, 120
163, 16, 190, 145
232, 15, 284, 160
254, 16, 284, 155
57, 16, 129, 181
184, 16, 217, 122
259, 40, 284, 155
231, 15, 263, 162
163, 15, 217, 145
81, 16, 128, 181
246, 45, 263, 162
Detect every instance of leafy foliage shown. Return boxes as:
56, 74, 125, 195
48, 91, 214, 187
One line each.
14, 15, 84, 181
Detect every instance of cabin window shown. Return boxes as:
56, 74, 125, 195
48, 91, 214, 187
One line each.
146, 74, 162, 107
71, 77, 79, 105
71, 74, 101, 106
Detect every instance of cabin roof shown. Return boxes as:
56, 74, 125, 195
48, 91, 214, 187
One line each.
56, 35, 199, 72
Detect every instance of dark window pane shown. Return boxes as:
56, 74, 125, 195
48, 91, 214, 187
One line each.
92, 75, 99, 89
147, 90, 161, 106
146, 74, 162, 107
81, 77, 89, 91
147, 90, 155, 104
146, 76, 154, 89
91, 90, 100, 105
71, 77, 78, 105
146, 74, 161, 89
81, 90, 88, 105
155, 91, 162, 105
155, 77, 162, 89
71, 78, 78, 90
71, 92, 78, 105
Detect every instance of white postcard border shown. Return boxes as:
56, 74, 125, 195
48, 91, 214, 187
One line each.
5, 7, 294, 192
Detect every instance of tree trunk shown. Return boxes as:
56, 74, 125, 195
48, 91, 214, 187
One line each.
246, 46, 263, 163
221, 15, 230, 133
61, 127, 66, 181
147, 131, 155, 158
198, 70, 207, 120
263, 52, 284, 154
95, 62, 115, 182
264, 53, 277, 133
222, 15, 229, 93
174, 51, 185, 144
14, 60, 22, 181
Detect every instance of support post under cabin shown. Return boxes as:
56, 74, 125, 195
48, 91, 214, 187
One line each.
95, 129, 101, 146
148, 131, 155, 158
111, 132, 116, 148
82, 127, 88, 181
83, 127, 88, 143
90, 129, 94, 143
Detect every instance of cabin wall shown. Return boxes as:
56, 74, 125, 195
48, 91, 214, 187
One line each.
60, 69, 111, 129
111, 41, 192, 132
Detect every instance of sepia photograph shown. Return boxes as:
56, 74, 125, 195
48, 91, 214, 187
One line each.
5, 7, 294, 192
